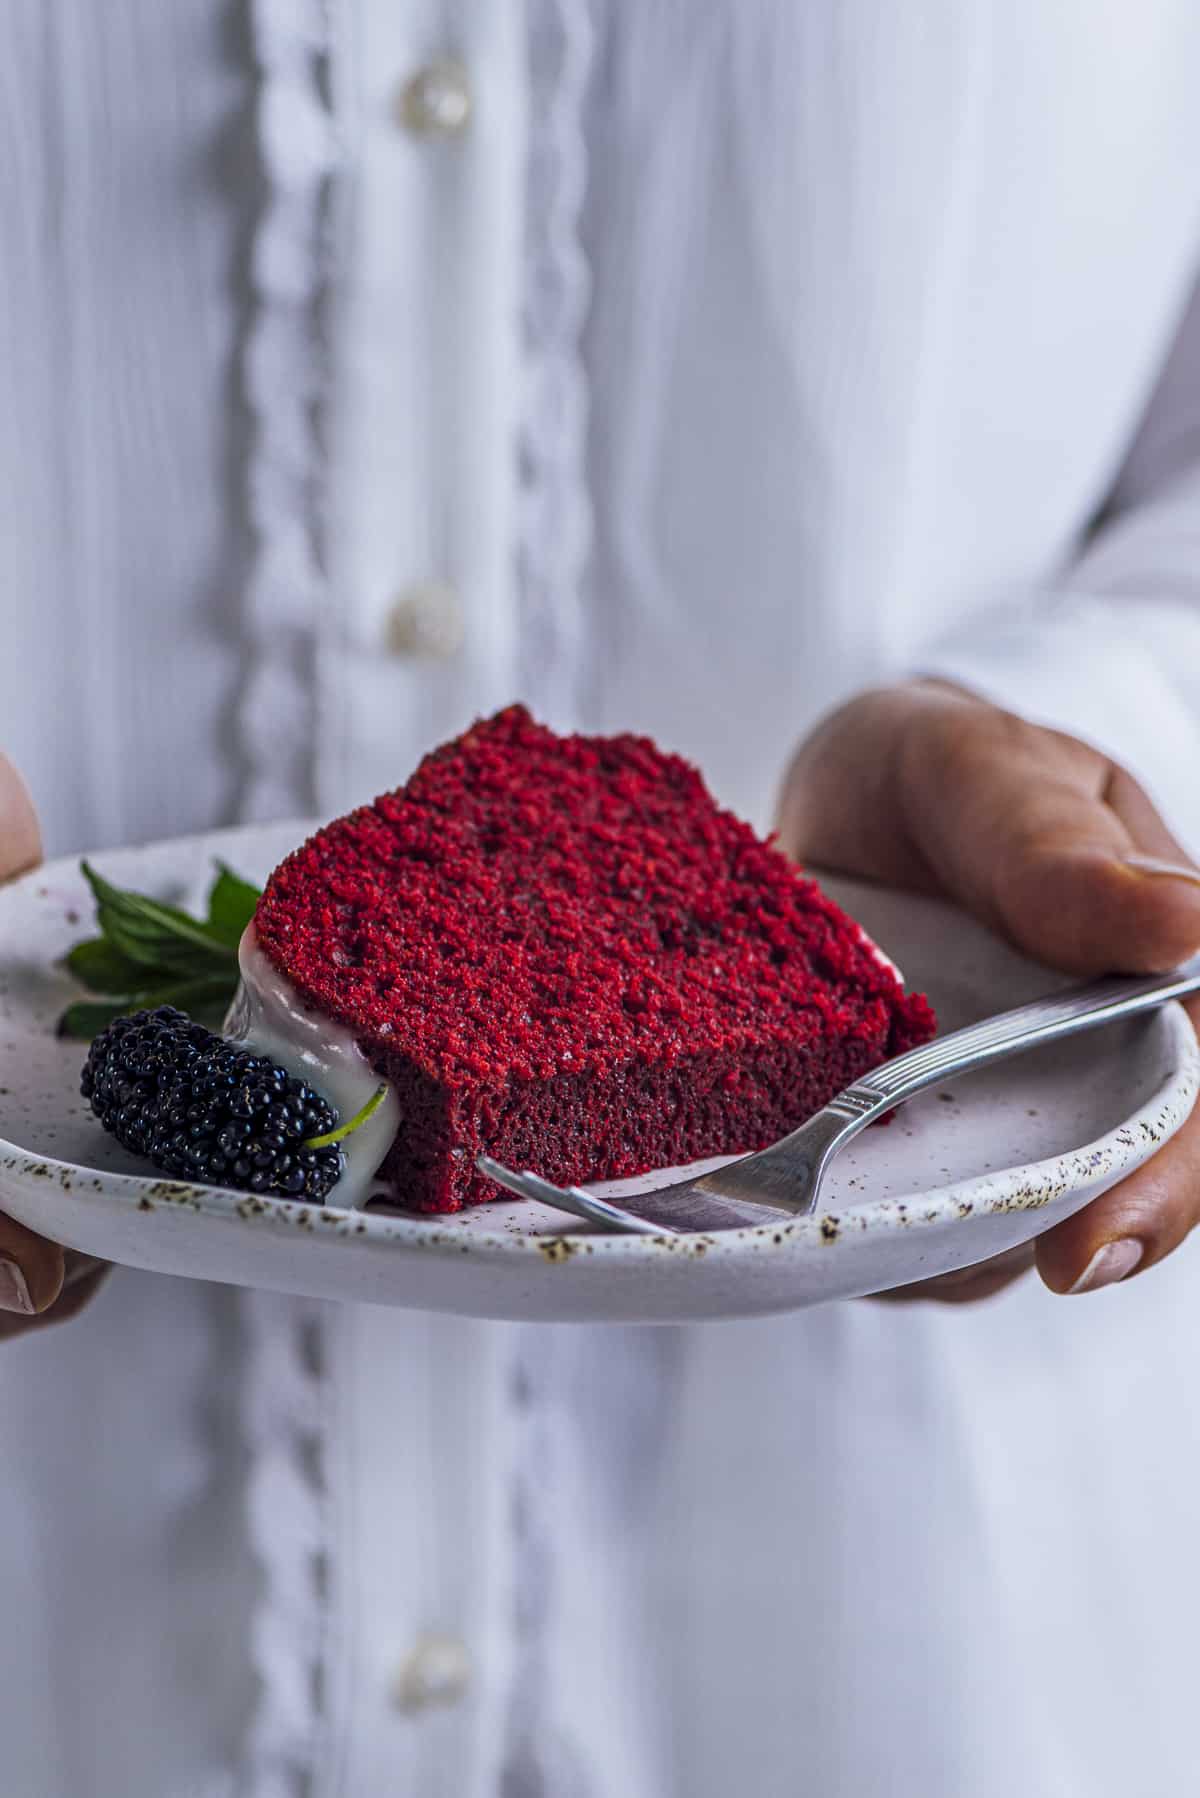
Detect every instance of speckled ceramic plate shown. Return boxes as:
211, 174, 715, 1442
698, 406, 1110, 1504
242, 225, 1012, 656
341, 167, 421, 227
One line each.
0, 823, 1196, 1322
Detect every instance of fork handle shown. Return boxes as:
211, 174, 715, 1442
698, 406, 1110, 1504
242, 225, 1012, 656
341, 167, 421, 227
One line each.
824, 955, 1200, 1129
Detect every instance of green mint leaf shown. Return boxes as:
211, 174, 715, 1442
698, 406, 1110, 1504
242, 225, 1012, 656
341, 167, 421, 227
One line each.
59, 863, 260, 1038
204, 863, 262, 950
93, 906, 227, 978
64, 937, 148, 995
82, 861, 235, 965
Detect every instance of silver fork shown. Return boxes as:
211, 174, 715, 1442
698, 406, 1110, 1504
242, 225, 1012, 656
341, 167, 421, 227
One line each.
477, 956, 1200, 1235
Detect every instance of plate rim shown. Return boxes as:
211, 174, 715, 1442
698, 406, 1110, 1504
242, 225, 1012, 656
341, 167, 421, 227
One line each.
0, 826, 1197, 1269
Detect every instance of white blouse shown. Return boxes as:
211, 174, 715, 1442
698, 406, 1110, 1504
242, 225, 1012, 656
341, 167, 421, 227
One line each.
4, 2, 1200, 1794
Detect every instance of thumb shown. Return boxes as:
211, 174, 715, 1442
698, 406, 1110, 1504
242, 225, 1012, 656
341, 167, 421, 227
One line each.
0, 1212, 65, 1316
902, 699, 1200, 976
0, 754, 41, 883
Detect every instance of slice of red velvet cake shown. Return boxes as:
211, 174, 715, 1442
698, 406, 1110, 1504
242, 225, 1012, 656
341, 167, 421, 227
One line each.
253, 706, 936, 1213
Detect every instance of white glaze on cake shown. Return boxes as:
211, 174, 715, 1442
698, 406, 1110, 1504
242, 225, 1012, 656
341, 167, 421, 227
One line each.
224, 925, 401, 1209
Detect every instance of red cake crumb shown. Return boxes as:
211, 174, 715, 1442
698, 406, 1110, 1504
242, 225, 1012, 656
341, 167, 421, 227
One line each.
254, 706, 936, 1212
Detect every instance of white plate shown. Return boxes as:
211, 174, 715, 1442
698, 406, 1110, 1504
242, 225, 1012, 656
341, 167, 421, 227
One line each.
0, 823, 1196, 1322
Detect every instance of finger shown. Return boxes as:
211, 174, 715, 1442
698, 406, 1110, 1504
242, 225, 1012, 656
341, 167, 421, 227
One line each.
0, 1213, 65, 1315
0, 1265, 107, 1341
1036, 997, 1200, 1294
899, 695, 1200, 974
777, 688, 941, 890
0, 1256, 108, 1342
0, 755, 41, 882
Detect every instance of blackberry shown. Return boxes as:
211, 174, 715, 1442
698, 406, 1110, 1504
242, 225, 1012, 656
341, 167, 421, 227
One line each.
81, 1006, 344, 1202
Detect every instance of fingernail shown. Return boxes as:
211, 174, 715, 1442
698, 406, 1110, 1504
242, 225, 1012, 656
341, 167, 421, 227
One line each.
0, 1257, 35, 1314
1121, 854, 1200, 889
1069, 1238, 1144, 1295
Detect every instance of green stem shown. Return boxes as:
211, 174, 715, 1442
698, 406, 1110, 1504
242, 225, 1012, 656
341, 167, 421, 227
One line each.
304, 1083, 388, 1149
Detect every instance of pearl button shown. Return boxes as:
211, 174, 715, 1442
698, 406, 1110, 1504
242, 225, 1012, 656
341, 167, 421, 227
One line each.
385, 581, 464, 660
397, 59, 473, 138
392, 1632, 472, 1714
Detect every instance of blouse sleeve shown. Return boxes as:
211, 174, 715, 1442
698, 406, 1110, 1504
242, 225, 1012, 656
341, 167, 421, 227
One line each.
921, 267, 1200, 847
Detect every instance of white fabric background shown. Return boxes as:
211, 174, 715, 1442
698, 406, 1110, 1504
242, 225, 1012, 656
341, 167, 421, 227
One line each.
3, 2, 1200, 1795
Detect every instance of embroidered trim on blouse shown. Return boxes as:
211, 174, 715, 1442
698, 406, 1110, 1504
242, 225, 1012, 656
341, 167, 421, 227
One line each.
239, 0, 339, 826
241, 8, 339, 1792
499, 1332, 592, 1798
503, 11, 598, 1781
242, 1292, 336, 1798
516, 0, 597, 722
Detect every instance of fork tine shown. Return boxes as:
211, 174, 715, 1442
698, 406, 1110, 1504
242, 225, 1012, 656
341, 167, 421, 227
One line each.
476, 1156, 677, 1236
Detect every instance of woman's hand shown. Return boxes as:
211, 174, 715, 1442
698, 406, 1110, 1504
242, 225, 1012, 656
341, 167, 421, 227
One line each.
0, 756, 107, 1335
778, 681, 1200, 1303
